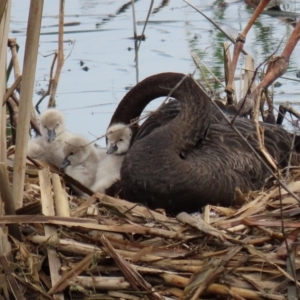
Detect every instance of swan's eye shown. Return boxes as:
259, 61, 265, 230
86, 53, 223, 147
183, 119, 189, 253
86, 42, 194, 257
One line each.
69, 152, 74, 156
44, 125, 46, 128
119, 138, 123, 142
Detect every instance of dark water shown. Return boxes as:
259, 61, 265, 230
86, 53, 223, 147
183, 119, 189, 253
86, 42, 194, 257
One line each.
9, 0, 300, 145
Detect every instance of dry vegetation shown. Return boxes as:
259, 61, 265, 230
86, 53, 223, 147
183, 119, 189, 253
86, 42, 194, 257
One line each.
1, 0, 300, 299
2, 157, 300, 299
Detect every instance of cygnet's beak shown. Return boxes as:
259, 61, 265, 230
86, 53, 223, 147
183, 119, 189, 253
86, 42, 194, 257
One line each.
107, 143, 118, 154
60, 157, 70, 170
47, 129, 56, 142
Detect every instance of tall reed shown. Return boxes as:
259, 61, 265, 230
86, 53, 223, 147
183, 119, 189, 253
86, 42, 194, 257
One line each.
12, 0, 44, 209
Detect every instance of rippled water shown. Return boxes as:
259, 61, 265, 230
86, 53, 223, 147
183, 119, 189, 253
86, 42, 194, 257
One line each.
9, 0, 300, 145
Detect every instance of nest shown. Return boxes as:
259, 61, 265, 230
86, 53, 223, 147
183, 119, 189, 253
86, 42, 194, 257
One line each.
0, 157, 299, 300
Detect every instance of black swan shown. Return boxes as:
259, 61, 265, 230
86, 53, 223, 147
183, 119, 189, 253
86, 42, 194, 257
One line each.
116, 72, 300, 214
107, 75, 236, 146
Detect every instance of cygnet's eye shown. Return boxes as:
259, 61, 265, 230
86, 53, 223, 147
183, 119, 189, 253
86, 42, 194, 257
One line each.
43, 125, 47, 128
119, 138, 123, 142
69, 152, 74, 156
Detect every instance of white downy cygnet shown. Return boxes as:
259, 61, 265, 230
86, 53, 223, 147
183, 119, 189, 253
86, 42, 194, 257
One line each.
91, 123, 132, 193
27, 109, 73, 167
60, 135, 101, 196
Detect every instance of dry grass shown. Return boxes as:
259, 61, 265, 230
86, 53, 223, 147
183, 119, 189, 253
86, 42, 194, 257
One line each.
1, 156, 300, 299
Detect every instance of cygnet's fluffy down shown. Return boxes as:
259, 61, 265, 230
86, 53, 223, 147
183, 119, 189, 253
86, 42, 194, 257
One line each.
60, 135, 101, 196
106, 123, 132, 154
27, 109, 73, 167
91, 123, 132, 193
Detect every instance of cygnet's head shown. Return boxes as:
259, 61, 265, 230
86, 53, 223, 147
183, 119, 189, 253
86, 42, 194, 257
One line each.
39, 109, 66, 142
60, 136, 93, 169
106, 123, 132, 155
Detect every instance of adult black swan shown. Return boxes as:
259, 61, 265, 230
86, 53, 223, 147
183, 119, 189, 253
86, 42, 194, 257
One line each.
107, 74, 236, 146
117, 72, 300, 214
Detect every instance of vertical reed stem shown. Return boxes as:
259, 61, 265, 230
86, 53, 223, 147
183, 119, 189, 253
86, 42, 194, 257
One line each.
12, 0, 44, 209
0, 0, 11, 163
48, 0, 65, 108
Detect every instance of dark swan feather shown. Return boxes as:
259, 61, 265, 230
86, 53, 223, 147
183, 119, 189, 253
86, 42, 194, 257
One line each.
108, 75, 237, 144
118, 73, 300, 214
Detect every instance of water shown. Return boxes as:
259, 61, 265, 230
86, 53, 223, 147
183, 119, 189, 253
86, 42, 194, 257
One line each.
9, 0, 300, 146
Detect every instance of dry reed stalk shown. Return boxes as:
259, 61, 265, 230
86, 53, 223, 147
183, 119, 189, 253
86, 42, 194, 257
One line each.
30, 235, 105, 256
239, 20, 300, 116
0, 0, 7, 20
39, 168, 64, 300
225, 0, 271, 102
159, 273, 189, 288
167, 287, 183, 298
190, 51, 224, 92
70, 193, 98, 217
253, 89, 278, 170
7, 97, 18, 144
114, 249, 162, 263
177, 212, 226, 241
8, 38, 38, 126
73, 276, 131, 290
134, 0, 154, 61
52, 173, 70, 217
279, 102, 300, 121
246, 245, 300, 288
48, 252, 94, 295
30, 236, 171, 263
107, 237, 188, 258
96, 193, 176, 224
7, 38, 21, 82
0, 163, 21, 240
244, 55, 256, 97
108, 291, 140, 300
131, 264, 198, 275
2, 75, 22, 105
161, 272, 285, 300
12, 0, 44, 209
0, 227, 26, 300
8, 93, 41, 135
101, 234, 163, 300
0, 214, 189, 238
0, 0, 11, 163
223, 42, 237, 105
48, 0, 65, 108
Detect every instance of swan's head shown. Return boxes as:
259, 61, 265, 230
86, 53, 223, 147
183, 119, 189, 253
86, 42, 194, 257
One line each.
106, 123, 132, 155
60, 135, 92, 169
39, 109, 66, 143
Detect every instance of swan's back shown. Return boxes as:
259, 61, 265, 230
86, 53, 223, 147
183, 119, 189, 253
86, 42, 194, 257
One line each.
120, 73, 300, 214
134, 99, 237, 143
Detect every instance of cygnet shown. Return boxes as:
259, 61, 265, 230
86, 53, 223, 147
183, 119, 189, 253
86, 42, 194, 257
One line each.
91, 123, 132, 194
60, 135, 100, 196
27, 109, 73, 167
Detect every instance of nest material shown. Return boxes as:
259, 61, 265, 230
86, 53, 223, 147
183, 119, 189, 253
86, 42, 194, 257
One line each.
1, 159, 300, 300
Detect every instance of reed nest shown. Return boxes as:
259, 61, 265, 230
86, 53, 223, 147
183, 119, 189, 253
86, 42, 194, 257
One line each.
1, 156, 299, 300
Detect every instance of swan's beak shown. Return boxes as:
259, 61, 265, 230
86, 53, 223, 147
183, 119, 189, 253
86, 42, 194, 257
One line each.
107, 143, 118, 154
47, 129, 56, 142
60, 157, 70, 170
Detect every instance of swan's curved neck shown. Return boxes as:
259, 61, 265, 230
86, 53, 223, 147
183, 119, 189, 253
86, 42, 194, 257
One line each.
109, 72, 211, 151
109, 73, 187, 127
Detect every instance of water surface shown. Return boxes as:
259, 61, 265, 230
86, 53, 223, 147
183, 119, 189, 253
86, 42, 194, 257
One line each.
9, 0, 300, 145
